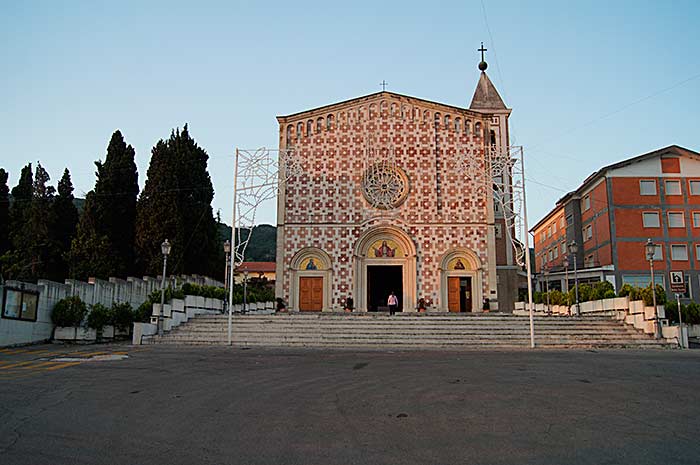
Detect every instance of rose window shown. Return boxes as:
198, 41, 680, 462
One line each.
361, 163, 409, 209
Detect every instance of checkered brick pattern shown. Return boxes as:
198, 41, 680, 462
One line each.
278, 94, 495, 307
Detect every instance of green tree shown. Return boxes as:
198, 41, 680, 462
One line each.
70, 130, 139, 279
135, 124, 218, 276
6, 163, 55, 280
0, 168, 9, 257
48, 169, 79, 280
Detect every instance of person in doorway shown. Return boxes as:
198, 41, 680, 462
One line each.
345, 296, 354, 313
388, 291, 398, 316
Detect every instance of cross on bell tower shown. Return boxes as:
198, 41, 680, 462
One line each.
478, 42, 488, 71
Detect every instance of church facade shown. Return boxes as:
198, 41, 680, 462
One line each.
275, 63, 518, 313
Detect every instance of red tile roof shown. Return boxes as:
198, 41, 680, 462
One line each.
237, 262, 276, 273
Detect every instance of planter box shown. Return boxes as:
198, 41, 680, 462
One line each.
54, 326, 77, 341
76, 327, 97, 342
132, 322, 157, 345
115, 327, 131, 337
100, 325, 115, 340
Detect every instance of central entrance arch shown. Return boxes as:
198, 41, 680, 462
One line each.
354, 226, 417, 312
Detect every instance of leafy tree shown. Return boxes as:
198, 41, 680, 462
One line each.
135, 124, 218, 277
70, 130, 139, 278
48, 169, 79, 280
0, 168, 9, 257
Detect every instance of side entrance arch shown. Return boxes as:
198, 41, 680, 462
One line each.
439, 249, 484, 313
353, 226, 417, 312
289, 248, 332, 312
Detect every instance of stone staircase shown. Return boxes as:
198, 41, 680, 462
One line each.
143, 313, 675, 349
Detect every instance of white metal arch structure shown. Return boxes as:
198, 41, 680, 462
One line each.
227, 147, 304, 345
452, 144, 535, 348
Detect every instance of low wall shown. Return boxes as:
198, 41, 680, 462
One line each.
1, 274, 224, 347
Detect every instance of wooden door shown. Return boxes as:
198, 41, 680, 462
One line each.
448, 277, 460, 313
299, 277, 323, 311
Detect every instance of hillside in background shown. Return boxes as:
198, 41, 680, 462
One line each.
217, 223, 276, 262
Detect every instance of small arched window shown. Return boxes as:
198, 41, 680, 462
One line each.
369, 104, 377, 119
434, 112, 441, 127
296, 122, 303, 139
358, 106, 365, 120
286, 125, 293, 144
380, 100, 388, 115
490, 130, 497, 145
317, 117, 324, 132
326, 114, 334, 130
474, 122, 482, 138
307, 120, 313, 136
401, 105, 407, 120
390, 103, 397, 116
444, 115, 451, 129
455, 117, 462, 133
423, 110, 430, 122
465, 119, 472, 135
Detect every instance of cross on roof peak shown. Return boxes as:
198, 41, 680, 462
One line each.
379, 80, 388, 91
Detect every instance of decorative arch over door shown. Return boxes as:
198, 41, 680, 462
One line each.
353, 225, 417, 312
439, 248, 484, 313
289, 247, 332, 312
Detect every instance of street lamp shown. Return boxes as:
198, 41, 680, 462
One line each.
159, 239, 172, 337
223, 240, 231, 308
562, 257, 570, 297
645, 238, 662, 339
543, 264, 550, 314
243, 268, 249, 313
569, 240, 580, 316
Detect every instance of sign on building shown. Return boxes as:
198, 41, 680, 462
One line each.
669, 271, 686, 294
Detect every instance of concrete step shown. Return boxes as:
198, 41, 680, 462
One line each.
149, 313, 673, 349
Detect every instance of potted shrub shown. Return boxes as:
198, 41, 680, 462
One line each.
111, 302, 134, 337
86, 303, 111, 341
52, 296, 88, 341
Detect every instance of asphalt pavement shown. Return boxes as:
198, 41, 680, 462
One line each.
1, 344, 699, 465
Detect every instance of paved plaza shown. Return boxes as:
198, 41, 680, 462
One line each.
1, 344, 699, 465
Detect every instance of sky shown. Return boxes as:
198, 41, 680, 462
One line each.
2, 0, 699, 229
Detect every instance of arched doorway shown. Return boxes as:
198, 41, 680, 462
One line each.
354, 226, 417, 312
289, 248, 332, 312
439, 249, 483, 313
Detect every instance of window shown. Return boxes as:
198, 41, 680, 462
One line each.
552, 222, 557, 234
553, 247, 559, 259
668, 212, 685, 228
2, 287, 39, 322
696, 244, 700, 261
548, 250, 553, 261
671, 244, 688, 261
585, 255, 594, 267
651, 244, 663, 261
639, 180, 656, 195
693, 212, 700, 228
560, 217, 565, 228
583, 224, 592, 241
561, 242, 567, 255
690, 180, 700, 195
582, 195, 590, 211
566, 215, 573, 225
665, 180, 681, 195
547, 226, 552, 238
642, 212, 660, 228
622, 275, 664, 288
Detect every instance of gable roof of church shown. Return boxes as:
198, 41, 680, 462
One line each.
277, 91, 489, 122
469, 71, 507, 110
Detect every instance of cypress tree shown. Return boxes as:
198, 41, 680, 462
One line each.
0, 169, 9, 257
135, 125, 218, 276
49, 169, 79, 280
70, 130, 139, 278
3, 164, 34, 280
7, 163, 55, 280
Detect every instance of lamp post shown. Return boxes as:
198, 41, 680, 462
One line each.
569, 241, 580, 316
563, 257, 569, 296
223, 240, 231, 311
543, 264, 550, 314
243, 269, 249, 313
159, 239, 171, 337
645, 238, 661, 339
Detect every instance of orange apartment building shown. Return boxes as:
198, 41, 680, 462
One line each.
531, 145, 700, 301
